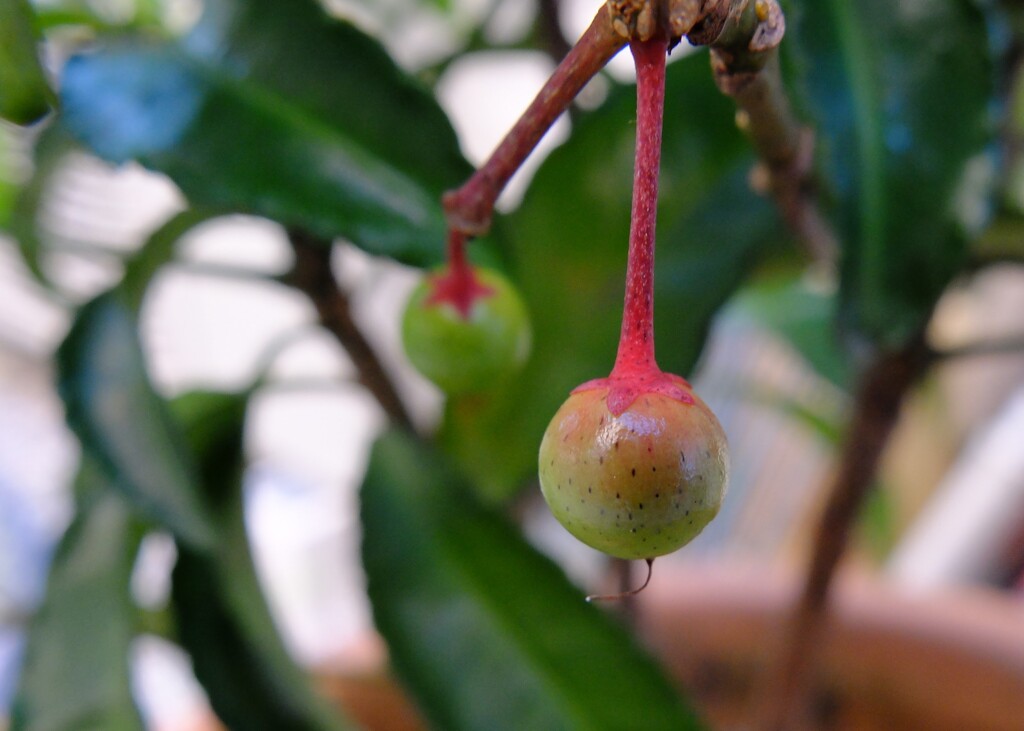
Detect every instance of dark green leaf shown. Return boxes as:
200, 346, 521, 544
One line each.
362, 430, 704, 731
12, 459, 144, 731
786, 0, 996, 346
58, 212, 218, 550
169, 390, 355, 731
60, 0, 471, 265
0, 0, 54, 124
442, 53, 783, 499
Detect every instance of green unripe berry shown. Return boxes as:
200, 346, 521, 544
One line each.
401, 265, 531, 395
538, 385, 728, 560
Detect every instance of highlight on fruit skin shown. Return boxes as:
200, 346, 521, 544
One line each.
538, 379, 728, 560
401, 265, 531, 395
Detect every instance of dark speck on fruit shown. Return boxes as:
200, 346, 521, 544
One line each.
639, 503, 644, 510
631, 468, 636, 477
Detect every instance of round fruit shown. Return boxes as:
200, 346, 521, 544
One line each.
401, 265, 531, 395
538, 382, 728, 559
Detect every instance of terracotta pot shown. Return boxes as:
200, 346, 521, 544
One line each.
316, 562, 1024, 731
638, 562, 1024, 731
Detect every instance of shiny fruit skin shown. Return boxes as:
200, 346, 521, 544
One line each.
538, 387, 728, 559
401, 267, 530, 395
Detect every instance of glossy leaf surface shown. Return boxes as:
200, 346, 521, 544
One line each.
57, 212, 217, 549
60, 0, 471, 265
787, 0, 995, 345
361, 430, 704, 731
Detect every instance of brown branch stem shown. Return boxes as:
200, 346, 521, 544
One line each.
756, 334, 935, 730
443, 4, 626, 236
287, 230, 415, 432
692, 0, 838, 265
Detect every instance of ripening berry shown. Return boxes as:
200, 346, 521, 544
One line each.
401, 265, 530, 395
538, 376, 727, 559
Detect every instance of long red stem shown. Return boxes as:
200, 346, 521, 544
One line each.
571, 36, 692, 416
612, 37, 667, 378
443, 6, 626, 235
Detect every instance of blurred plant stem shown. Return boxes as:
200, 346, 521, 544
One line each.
756, 334, 935, 730
691, 0, 838, 266
286, 230, 416, 432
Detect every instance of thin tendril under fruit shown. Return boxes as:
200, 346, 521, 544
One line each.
586, 558, 655, 603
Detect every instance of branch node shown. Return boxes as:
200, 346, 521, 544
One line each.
607, 0, 660, 42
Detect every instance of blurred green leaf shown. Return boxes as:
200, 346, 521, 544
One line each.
857, 483, 898, 562
0, 126, 17, 227
731, 275, 851, 388
751, 390, 844, 447
362, 430, 704, 731
58, 212, 218, 550
442, 53, 783, 499
2, 123, 77, 284
12, 459, 144, 731
169, 390, 355, 731
786, 0, 996, 346
60, 0, 471, 266
0, 0, 54, 125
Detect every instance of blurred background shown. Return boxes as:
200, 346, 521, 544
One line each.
1, 0, 1023, 729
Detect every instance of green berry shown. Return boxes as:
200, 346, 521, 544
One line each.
538, 383, 728, 560
401, 265, 531, 395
